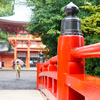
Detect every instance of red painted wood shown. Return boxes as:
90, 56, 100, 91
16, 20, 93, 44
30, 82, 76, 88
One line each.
0, 22, 27, 34
2, 54, 14, 68
37, 35, 100, 100
57, 35, 85, 100
37, 63, 44, 90
52, 79, 57, 93
44, 76, 47, 87
39, 84, 57, 100
71, 43, 100, 58
39, 71, 57, 80
65, 74, 100, 100
47, 77, 52, 88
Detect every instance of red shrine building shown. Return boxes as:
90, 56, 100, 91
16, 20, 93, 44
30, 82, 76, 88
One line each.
0, 20, 46, 69
0, 1, 46, 69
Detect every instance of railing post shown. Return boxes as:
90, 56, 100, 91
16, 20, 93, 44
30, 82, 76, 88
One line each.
37, 52, 44, 90
57, 2, 85, 100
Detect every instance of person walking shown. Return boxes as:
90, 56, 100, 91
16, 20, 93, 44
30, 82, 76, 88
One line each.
12, 60, 15, 69
16, 61, 21, 79
2, 60, 4, 67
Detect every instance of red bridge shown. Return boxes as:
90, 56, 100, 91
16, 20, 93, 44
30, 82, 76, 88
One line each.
0, 2, 100, 100
37, 2, 100, 100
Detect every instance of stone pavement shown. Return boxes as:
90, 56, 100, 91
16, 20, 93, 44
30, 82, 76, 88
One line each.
0, 70, 37, 90
0, 90, 44, 100
0, 70, 47, 100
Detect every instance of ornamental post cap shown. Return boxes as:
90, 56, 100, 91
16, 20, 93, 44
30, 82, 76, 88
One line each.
64, 2, 79, 16
39, 52, 43, 56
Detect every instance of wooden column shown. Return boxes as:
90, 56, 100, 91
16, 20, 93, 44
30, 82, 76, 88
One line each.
26, 40, 30, 69
14, 47, 17, 61
26, 47, 30, 69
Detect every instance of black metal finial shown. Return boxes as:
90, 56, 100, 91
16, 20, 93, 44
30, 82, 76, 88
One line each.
38, 52, 44, 63
64, 2, 79, 16
61, 2, 82, 35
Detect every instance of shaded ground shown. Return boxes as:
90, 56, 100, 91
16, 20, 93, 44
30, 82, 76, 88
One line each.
0, 90, 44, 100
0, 71, 37, 90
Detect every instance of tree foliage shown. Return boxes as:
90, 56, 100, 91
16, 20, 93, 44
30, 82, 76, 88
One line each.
0, 0, 14, 17
0, 0, 14, 41
0, 29, 9, 41
81, 2, 100, 36
27, 0, 87, 57
80, 2, 100, 77
27, 0, 100, 76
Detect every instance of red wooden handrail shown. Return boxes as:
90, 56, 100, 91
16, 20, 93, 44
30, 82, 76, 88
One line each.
37, 56, 57, 100
43, 55, 57, 65
71, 43, 100, 58
49, 56, 57, 64
65, 74, 100, 100
37, 34, 100, 100
39, 72, 57, 80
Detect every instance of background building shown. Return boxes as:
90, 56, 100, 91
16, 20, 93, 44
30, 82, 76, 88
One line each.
0, 0, 46, 69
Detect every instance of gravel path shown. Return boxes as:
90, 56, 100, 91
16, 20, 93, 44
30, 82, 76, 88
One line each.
0, 71, 37, 90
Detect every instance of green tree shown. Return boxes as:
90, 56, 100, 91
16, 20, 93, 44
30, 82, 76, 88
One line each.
0, 0, 14, 41
80, 2, 100, 77
27, 0, 100, 76
27, 0, 87, 57
0, 0, 14, 17
0, 29, 9, 41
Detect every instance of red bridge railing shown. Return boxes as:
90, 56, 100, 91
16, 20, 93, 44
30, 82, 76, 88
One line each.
37, 35, 100, 100
37, 2, 100, 100
37, 55, 57, 100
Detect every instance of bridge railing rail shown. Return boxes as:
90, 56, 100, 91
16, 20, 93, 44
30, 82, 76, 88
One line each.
37, 42, 100, 100
37, 56, 57, 100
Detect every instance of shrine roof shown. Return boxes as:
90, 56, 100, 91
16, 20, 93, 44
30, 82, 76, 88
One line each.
0, 0, 31, 34
0, 0, 31, 25
0, 15, 29, 25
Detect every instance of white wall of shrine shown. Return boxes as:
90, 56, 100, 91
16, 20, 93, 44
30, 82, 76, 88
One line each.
18, 53, 39, 58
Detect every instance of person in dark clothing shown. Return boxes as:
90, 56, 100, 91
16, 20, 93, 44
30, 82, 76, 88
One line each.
2, 60, 4, 67
12, 60, 15, 69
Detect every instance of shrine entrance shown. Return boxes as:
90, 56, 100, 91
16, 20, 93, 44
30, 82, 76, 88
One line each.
0, 32, 46, 69
0, 0, 46, 69
17, 52, 39, 68
8, 33, 46, 69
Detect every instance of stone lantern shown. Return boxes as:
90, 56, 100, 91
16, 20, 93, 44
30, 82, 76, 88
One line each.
38, 52, 44, 63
